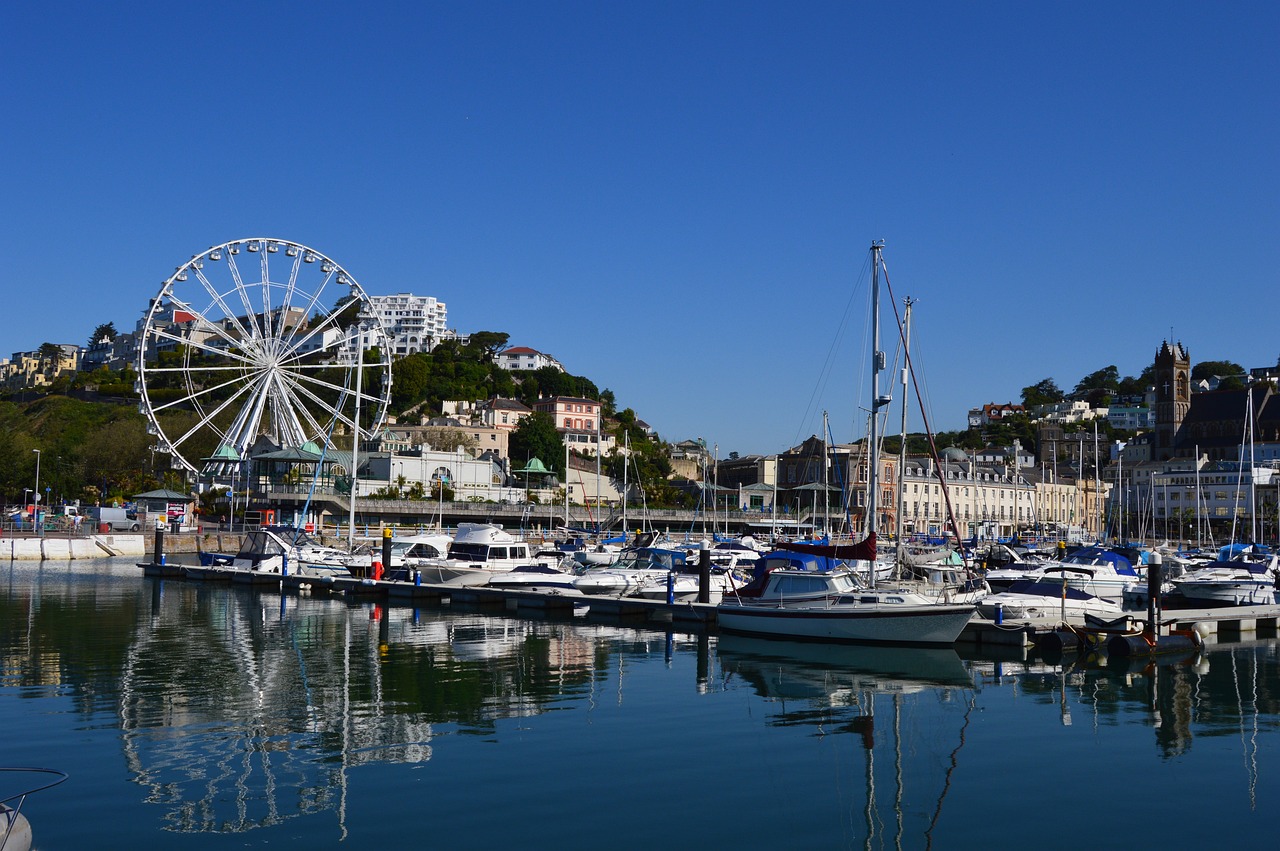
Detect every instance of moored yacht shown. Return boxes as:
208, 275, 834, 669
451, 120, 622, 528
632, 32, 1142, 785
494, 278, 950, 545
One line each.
410, 523, 537, 586
716, 536, 976, 645
1171, 553, 1279, 607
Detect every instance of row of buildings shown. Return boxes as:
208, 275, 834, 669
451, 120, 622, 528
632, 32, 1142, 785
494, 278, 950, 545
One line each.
2, 294, 567, 387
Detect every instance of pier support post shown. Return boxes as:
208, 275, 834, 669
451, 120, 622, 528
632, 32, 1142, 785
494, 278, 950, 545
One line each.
154, 527, 165, 565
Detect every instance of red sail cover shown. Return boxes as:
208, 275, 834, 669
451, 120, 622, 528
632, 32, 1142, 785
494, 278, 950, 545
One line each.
778, 532, 876, 561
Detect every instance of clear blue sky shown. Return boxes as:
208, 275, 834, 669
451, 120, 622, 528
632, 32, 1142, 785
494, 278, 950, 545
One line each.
3, 2, 1276, 458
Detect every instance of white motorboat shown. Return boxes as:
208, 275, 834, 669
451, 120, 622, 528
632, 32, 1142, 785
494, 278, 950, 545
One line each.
487, 555, 582, 595
1033, 546, 1141, 601
199, 527, 343, 584
1171, 554, 1279, 607
976, 580, 1124, 621
572, 547, 690, 596
981, 545, 1058, 590
350, 532, 455, 580
628, 560, 751, 604
411, 523, 539, 586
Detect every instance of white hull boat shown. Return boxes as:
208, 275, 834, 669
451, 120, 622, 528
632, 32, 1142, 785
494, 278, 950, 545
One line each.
976, 580, 1124, 621
717, 536, 975, 646
1172, 556, 1279, 607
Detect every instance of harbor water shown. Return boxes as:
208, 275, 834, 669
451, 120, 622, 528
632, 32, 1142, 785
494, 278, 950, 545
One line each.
3, 557, 1278, 849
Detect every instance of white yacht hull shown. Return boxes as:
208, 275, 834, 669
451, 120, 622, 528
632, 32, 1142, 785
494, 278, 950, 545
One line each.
1173, 581, 1276, 607
716, 601, 974, 646
415, 564, 493, 586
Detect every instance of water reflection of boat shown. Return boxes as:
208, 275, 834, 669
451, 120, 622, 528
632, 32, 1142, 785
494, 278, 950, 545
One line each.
717, 634, 973, 697
717, 633, 976, 848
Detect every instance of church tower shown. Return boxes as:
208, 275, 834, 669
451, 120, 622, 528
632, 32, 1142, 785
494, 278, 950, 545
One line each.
1153, 340, 1190, 460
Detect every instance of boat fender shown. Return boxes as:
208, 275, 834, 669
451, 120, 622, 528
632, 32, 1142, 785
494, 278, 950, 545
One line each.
1, 804, 32, 851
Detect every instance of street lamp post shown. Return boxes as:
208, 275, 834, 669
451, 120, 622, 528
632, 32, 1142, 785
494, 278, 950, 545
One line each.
33, 449, 42, 537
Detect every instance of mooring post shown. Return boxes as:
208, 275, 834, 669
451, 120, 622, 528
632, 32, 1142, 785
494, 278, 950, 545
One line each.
1146, 551, 1163, 639
698, 539, 711, 604
382, 527, 393, 580
154, 527, 165, 566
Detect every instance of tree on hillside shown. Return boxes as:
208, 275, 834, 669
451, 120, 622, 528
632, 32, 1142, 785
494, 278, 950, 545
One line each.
1021, 378, 1064, 407
1116, 365, 1155, 397
1073, 366, 1120, 395
516, 367, 598, 405
1074, 366, 1120, 408
465, 331, 510, 362
87, 322, 118, 348
391, 353, 431, 412
509, 413, 565, 479
1191, 360, 1245, 381
600, 389, 617, 418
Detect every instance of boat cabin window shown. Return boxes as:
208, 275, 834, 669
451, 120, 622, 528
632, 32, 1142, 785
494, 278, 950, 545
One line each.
242, 533, 284, 556
450, 543, 490, 562
403, 542, 444, 558
490, 547, 508, 559
773, 574, 829, 596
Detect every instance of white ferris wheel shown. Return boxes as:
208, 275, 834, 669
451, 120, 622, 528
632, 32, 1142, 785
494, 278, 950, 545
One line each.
137, 238, 393, 479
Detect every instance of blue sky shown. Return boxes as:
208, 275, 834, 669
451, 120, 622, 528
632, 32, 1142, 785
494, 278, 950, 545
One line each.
3, 2, 1277, 458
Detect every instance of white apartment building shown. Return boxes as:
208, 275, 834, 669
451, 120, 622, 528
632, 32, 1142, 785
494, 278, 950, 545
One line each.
350, 293, 449, 357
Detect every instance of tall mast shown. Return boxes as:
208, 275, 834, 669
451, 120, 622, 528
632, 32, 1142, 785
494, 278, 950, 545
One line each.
1248, 388, 1257, 543
822, 412, 829, 537
868, 241, 885, 541
870, 239, 890, 545
622, 429, 629, 536
895, 298, 914, 569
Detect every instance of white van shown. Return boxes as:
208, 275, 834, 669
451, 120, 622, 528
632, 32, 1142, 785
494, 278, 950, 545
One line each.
89, 506, 140, 532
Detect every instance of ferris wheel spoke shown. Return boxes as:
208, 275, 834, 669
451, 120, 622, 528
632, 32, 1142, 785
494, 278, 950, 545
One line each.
279, 265, 337, 353
141, 363, 259, 374
259, 250, 274, 350
289, 367, 387, 410
165, 375, 265, 452
271, 375, 332, 445
145, 325, 264, 368
190, 267, 260, 348
225, 253, 268, 351
270, 252, 306, 354
278, 294, 346, 359
282, 376, 363, 436
149, 369, 265, 414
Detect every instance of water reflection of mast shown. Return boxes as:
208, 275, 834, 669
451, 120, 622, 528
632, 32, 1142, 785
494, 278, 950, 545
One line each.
1230, 649, 1260, 810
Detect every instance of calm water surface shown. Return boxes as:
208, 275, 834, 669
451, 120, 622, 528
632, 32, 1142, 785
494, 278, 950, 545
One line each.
2, 557, 1278, 849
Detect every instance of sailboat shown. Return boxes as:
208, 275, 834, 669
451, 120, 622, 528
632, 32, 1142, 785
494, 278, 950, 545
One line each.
716, 242, 977, 646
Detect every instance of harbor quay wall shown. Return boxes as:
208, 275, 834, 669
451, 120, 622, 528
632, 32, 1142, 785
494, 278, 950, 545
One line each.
4, 534, 147, 561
